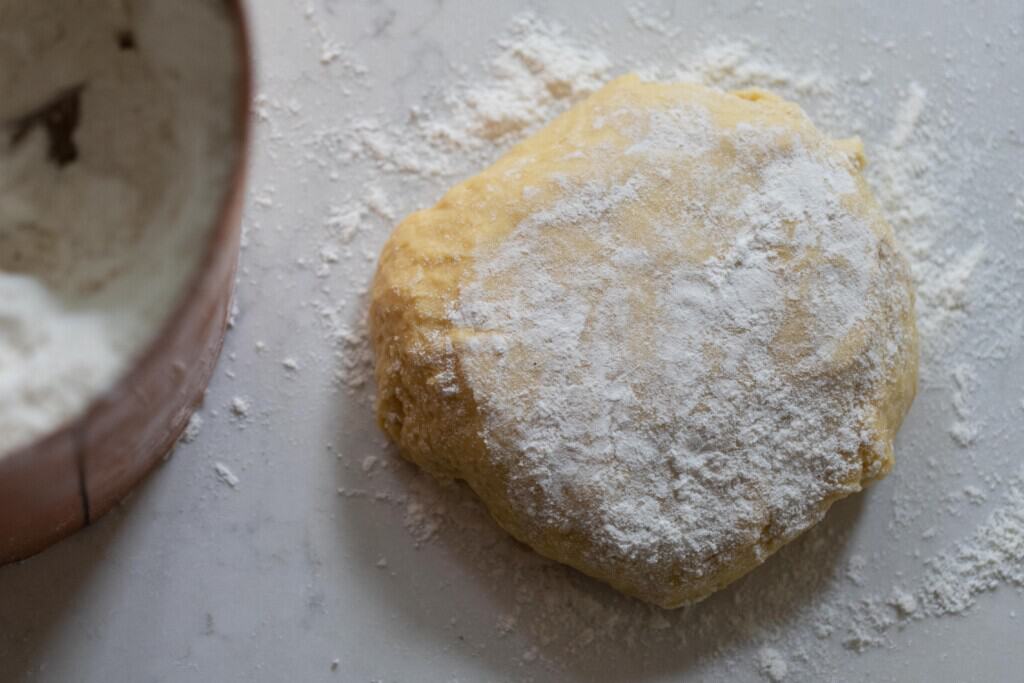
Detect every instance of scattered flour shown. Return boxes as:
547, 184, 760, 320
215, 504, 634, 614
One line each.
888, 82, 927, 149
949, 364, 979, 447
312, 12, 613, 187
230, 396, 251, 418
757, 647, 789, 682
918, 467, 1024, 616
214, 462, 240, 489
181, 412, 205, 444
888, 586, 918, 617
625, 2, 683, 38
266, 6, 1021, 681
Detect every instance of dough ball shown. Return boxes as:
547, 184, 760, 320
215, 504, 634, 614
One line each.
370, 75, 918, 608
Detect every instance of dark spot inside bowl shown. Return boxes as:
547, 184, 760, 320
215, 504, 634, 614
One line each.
8, 84, 85, 167
117, 30, 136, 51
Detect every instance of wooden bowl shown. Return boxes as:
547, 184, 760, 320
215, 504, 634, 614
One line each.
0, 0, 253, 564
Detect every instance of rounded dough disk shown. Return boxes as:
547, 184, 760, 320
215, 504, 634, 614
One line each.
370, 75, 918, 608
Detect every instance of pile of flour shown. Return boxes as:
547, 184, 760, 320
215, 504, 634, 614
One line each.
0, 0, 238, 455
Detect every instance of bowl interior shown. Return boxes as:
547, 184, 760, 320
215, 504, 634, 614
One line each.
0, 0, 246, 456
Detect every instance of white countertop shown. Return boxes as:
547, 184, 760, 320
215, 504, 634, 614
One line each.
3, 1, 1023, 681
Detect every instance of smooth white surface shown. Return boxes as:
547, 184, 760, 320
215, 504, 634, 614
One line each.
1, 1, 1022, 681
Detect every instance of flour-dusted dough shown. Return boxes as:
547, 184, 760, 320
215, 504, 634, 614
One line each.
370, 76, 918, 608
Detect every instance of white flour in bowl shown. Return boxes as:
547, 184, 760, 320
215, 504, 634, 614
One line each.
0, 0, 240, 454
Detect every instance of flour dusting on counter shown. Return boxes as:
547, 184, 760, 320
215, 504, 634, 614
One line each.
178, 3, 1024, 681
214, 462, 240, 489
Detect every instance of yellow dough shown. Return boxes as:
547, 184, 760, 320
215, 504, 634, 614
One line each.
370, 75, 918, 608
